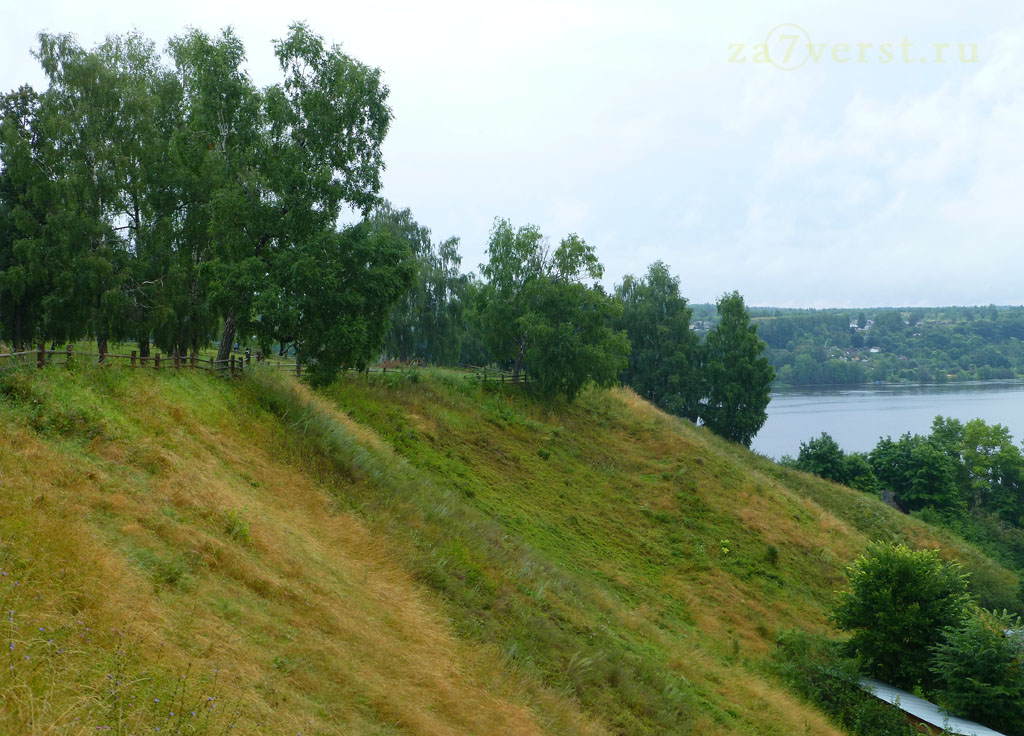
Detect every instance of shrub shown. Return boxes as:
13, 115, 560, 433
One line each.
795, 432, 848, 484
771, 630, 916, 736
930, 608, 1024, 734
831, 543, 972, 688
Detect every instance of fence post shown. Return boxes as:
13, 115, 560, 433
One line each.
130, 350, 137, 367
191, 352, 197, 369
65, 343, 72, 368
37, 342, 45, 369
173, 352, 180, 370
230, 355, 236, 377
155, 353, 161, 370
296, 362, 301, 378
245, 349, 251, 367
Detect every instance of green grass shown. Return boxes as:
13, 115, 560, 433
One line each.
0, 362, 1016, 734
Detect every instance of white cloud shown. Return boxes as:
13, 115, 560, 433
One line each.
2, 1, 1023, 306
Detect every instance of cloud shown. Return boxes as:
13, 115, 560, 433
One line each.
2, 1, 1022, 306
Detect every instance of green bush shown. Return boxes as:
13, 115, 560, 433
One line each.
770, 630, 916, 736
930, 608, 1024, 734
831, 542, 972, 688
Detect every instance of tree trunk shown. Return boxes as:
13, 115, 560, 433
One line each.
512, 335, 527, 380
139, 339, 150, 358
12, 307, 23, 352
216, 313, 236, 364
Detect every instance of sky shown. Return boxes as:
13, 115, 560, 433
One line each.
3, 0, 1023, 307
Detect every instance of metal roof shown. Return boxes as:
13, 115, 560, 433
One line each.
859, 678, 1007, 736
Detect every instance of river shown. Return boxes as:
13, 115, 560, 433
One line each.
752, 381, 1024, 460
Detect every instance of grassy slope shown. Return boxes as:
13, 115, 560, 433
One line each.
0, 365, 1016, 734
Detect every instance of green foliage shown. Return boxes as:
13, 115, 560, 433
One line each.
254, 222, 414, 386
844, 452, 878, 493
795, 432, 848, 484
1, 24, 400, 382
763, 306, 1024, 386
479, 220, 629, 401
796, 416, 1024, 594
223, 509, 251, 545
614, 261, 702, 421
832, 543, 972, 689
478, 218, 545, 375
379, 204, 466, 364
930, 608, 1024, 734
521, 277, 629, 403
700, 292, 774, 446
770, 630, 917, 736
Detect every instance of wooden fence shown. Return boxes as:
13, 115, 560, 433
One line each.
0, 344, 300, 377
0, 345, 529, 384
457, 364, 529, 384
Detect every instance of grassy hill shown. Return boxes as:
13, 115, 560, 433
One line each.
0, 364, 1016, 734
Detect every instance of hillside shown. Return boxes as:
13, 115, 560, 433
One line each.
0, 364, 1017, 735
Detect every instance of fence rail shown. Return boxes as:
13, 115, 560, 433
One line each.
0, 345, 529, 384
0, 344, 301, 377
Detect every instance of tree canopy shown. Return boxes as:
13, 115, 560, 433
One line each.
614, 261, 702, 421
478, 219, 629, 401
700, 291, 774, 446
0, 24, 412, 385
832, 543, 972, 689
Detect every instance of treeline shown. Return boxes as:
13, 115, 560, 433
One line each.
383, 220, 775, 445
788, 425, 1024, 732
777, 544, 1024, 736
788, 420, 1024, 597
0, 25, 775, 444
0, 24, 411, 386
756, 306, 1024, 385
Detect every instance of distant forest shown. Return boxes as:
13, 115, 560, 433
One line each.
695, 305, 1024, 386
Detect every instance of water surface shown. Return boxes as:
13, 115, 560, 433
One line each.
752, 381, 1024, 459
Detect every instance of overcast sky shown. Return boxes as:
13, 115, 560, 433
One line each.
3, 1, 1023, 307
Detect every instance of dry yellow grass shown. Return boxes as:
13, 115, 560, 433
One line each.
1, 367, 1015, 735
0, 368, 606, 734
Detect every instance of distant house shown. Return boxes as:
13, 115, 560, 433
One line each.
859, 678, 1007, 736
869, 347, 881, 353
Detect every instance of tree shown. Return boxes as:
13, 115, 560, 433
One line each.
700, 291, 774, 446
844, 452, 878, 493
614, 261, 702, 421
457, 275, 493, 367
166, 23, 393, 364
930, 609, 1024, 734
0, 86, 50, 350
832, 543, 972, 688
479, 218, 545, 379
795, 433, 848, 484
520, 263, 629, 402
379, 204, 466, 364
30, 33, 133, 352
479, 221, 629, 401
253, 221, 414, 386
960, 419, 1024, 521
869, 434, 963, 512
